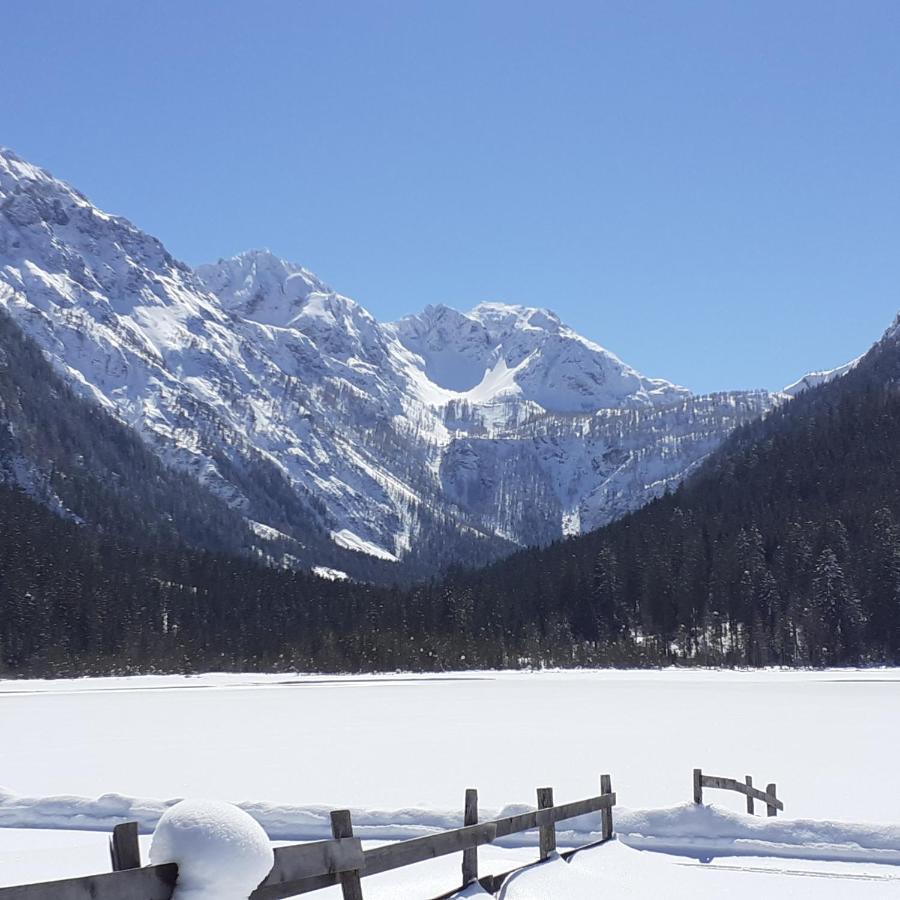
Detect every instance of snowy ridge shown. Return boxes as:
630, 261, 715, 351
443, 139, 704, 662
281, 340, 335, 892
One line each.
782, 358, 860, 396
1, 788, 898, 866
389, 301, 690, 413
782, 311, 900, 396
0, 147, 786, 570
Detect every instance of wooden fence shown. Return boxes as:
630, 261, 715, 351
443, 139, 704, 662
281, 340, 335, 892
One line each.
693, 767, 783, 816
0, 779, 617, 900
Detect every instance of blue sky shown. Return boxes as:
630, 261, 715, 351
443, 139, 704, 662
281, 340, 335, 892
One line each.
4, 0, 899, 393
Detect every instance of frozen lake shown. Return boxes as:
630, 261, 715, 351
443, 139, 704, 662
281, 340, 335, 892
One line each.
2, 668, 897, 818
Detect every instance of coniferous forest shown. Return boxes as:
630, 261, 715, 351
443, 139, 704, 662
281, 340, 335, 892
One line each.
1, 315, 899, 676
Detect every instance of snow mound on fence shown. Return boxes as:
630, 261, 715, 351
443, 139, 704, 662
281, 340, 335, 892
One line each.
149, 799, 273, 900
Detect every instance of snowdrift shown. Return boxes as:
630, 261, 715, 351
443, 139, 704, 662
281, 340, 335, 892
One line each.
1, 787, 899, 867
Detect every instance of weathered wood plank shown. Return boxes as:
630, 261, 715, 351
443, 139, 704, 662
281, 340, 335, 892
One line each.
251, 872, 341, 900
462, 788, 479, 885
700, 773, 783, 810
745, 776, 754, 815
259, 837, 364, 886
109, 822, 141, 872
600, 775, 614, 840
693, 768, 703, 804
491, 793, 613, 839
767, 783, 779, 817
537, 788, 556, 861
363, 822, 498, 877
540, 794, 616, 827
492, 808, 540, 837
0, 864, 178, 900
701, 775, 743, 792
330, 811, 364, 900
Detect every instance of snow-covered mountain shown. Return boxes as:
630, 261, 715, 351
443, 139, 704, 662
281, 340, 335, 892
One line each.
389, 302, 689, 412
0, 147, 782, 575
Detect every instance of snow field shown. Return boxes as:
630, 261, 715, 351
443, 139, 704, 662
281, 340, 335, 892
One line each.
1, 669, 896, 820
1, 669, 898, 897
494, 840, 900, 899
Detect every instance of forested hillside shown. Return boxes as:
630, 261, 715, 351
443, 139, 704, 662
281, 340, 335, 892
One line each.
0, 484, 391, 674
2, 310, 899, 675
423, 318, 900, 667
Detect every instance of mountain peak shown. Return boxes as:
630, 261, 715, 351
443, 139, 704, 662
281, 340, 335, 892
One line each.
195, 250, 338, 327
469, 301, 562, 334
0, 146, 45, 182
390, 300, 689, 412
0, 147, 95, 225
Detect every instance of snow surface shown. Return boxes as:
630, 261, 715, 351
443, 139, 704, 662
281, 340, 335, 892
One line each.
617, 801, 900, 864
1, 669, 899, 896
330, 528, 398, 562
1, 669, 897, 820
149, 799, 273, 900
311, 566, 349, 581
495, 839, 900, 899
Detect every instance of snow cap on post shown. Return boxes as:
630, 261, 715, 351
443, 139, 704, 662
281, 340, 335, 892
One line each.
149, 798, 273, 900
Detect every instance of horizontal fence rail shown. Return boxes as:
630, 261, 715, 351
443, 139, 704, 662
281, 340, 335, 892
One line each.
0, 864, 179, 900
0, 781, 618, 900
693, 767, 783, 816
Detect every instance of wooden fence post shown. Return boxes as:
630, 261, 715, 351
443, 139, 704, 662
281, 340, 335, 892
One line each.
745, 776, 754, 815
600, 774, 613, 841
537, 787, 556, 861
766, 783, 778, 817
331, 810, 364, 900
109, 821, 141, 871
693, 768, 703, 805
461, 788, 479, 885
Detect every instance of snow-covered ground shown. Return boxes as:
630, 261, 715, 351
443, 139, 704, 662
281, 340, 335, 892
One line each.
496, 841, 900, 898
1, 669, 898, 897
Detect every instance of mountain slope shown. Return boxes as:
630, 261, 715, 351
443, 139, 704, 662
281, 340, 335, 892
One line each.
0, 147, 781, 573
0, 307, 250, 552
0, 306, 418, 581
5, 315, 895, 677
426, 314, 900, 666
